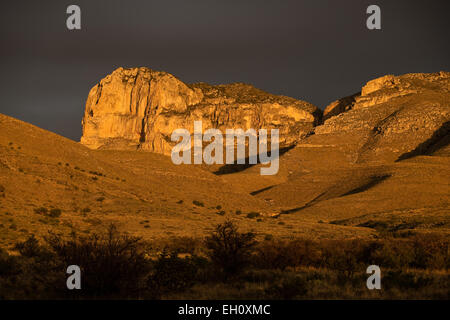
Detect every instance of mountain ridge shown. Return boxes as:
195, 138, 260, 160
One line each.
0, 70, 449, 248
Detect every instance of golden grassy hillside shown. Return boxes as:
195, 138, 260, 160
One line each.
1, 107, 448, 251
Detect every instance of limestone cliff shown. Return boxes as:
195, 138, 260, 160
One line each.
315, 71, 450, 163
81, 67, 321, 155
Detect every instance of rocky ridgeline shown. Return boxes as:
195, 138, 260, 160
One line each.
81, 68, 449, 163
316, 72, 450, 163
81, 67, 320, 155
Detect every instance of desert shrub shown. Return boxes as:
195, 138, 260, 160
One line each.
253, 241, 297, 270
205, 221, 256, 276
159, 237, 202, 255
49, 208, 62, 218
253, 239, 321, 270
366, 235, 449, 270
370, 240, 414, 269
193, 200, 204, 207
216, 210, 226, 216
1, 223, 448, 299
33, 207, 61, 218
0, 237, 63, 299
0, 248, 21, 277
264, 275, 308, 299
14, 235, 44, 258
96, 197, 105, 202
34, 207, 48, 215
0, 185, 5, 193
45, 224, 151, 298
81, 207, 91, 213
410, 234, 449, 269
246, 212, 260, 219
320, 240, 364, 280
147, 250, 198, 298
383, 270, 434, 290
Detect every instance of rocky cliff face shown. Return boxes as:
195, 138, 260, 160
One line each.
315, 72, 450, 163
81, 67, 321, 155
81, 68, 449, 164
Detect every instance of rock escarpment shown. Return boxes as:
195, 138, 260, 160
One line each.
256, 72, 449, 218
81, 67, 321, 155
315, 72, 450, 163
322, 92, 359, 121
81, 68, 449, 164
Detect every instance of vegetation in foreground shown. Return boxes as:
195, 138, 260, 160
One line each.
0, 221, 448, 300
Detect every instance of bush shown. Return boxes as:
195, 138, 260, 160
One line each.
253, 239, 321, 271
205, 221, 256, 276
0, 248, 21, 277
265, 275, 308, 299
157, 237, 202, 255
193, 200, 204, 207
147, 250, 198, 298
45, 224, 151, 298
1, 223, 448, 299
33, 207, 61, 218
14, 235, 44, 258
246, 212, 260, 219
322, 242, 361, 280
49, 208, 62, 218
34, 207, 48, 215
385, 270, 426, 290
254, 241, 298, 270
411, 234, 449, 269
1, 237, 62, 299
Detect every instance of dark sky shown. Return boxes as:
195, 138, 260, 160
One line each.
1, 0, 449, 141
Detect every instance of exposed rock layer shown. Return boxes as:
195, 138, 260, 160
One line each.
315, 72, 450, 163
81, 69, 450, 165
81, 67, 321, 155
